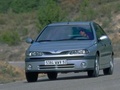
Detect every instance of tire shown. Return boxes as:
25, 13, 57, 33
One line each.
25, 72, 38, 82
47, 72, 57, 80
88, 54, 99, 77
103, 55, 114, 75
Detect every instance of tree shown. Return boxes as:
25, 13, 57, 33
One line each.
38, 0, 67, 30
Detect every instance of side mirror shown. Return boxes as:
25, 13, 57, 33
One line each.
26, 37, 34, 44
99, 35, 108, 41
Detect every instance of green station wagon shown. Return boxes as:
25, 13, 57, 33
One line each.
25, 21, 114, 82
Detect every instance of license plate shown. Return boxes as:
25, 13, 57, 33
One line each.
45, 60, 67, 65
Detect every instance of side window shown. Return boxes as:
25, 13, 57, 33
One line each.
94, 23, 106, 39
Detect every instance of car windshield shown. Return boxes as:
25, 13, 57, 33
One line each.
36, 25, 94, 42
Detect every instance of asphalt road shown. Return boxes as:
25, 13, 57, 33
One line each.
1, 58, 120, 90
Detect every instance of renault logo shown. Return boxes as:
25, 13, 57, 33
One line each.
51, 50, 60, 54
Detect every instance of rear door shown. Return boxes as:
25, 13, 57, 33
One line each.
94, 23, 111, 66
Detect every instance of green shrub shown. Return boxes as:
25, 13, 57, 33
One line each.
0, 30, 20, 46
0, 0, 12, 13
10, 0, 40, 13
38, 0, 67, 31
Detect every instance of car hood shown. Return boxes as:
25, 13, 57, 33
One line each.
28, 40, 95, 52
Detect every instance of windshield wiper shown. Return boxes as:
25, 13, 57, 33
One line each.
55, 39, 75, 41
37, 40, 53, 42
56, 38, 89, 41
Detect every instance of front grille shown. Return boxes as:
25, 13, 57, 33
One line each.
43, 51, 69, 55
39, 64, 74, 69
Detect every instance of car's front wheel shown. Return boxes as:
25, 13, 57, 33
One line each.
25, 72, 38, 82
103, 55, 114, 75
88, 54, 99, 77
47, 72, 57, 80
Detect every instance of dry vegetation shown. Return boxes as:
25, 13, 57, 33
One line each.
0, 12, 39, 61
0, 61, 24, 84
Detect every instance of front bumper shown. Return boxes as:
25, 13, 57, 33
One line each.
25, 55, 96, 73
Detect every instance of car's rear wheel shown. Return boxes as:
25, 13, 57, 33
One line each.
88, 54, 99, 77
25, 72, 38, 82
103, 55, 114, 75
47, 72, 57, 80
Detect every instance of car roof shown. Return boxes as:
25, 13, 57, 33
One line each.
48, 21, 94, 26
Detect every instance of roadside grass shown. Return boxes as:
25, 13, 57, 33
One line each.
0, 61, 46, 84
0, 11, 39, 46
0, 61, 25, 84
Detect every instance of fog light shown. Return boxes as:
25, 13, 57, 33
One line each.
27, 64, 32, 70
81, 62, 87, 68
37, 66, 40, 70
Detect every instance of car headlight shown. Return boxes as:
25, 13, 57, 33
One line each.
26, 51, 44, 56
69, 49, 89, 55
